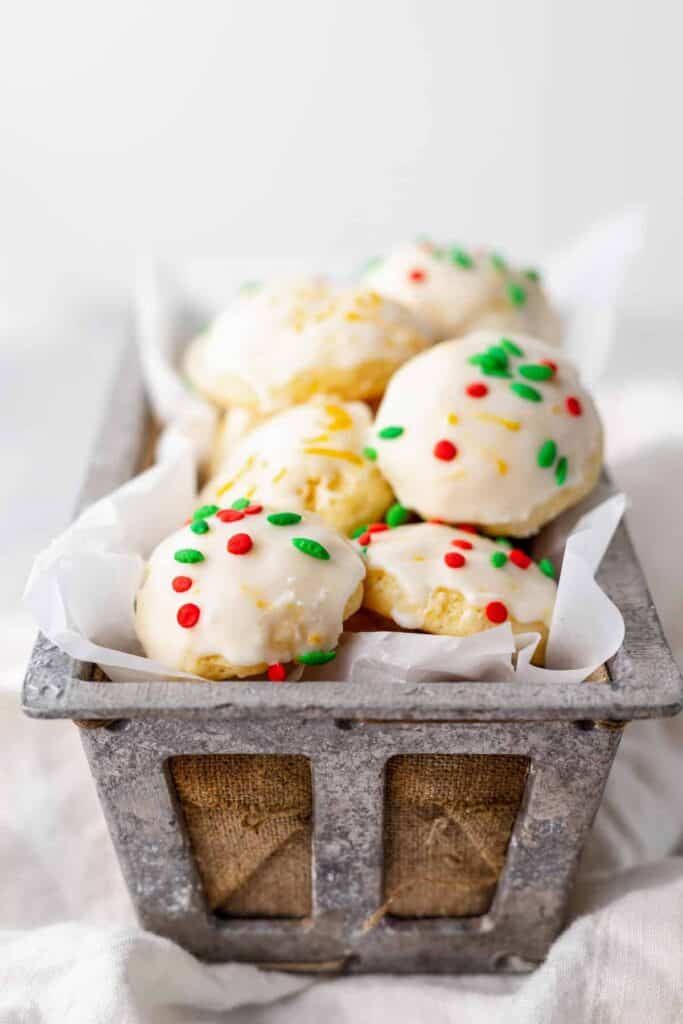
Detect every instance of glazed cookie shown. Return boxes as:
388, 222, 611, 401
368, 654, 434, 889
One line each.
360, 522, 556, 658
372, 331, 602, 536
134, 503, 365, 679
201, 398, 393, 535
362, 241, 561, 344
184, 277, 431, 414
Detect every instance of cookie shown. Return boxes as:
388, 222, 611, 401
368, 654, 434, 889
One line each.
359, 522, 556, 659
134, 503, 365, 679
183, 276, 431, 414
201, 398, 393, 535
362, 241, 561, 344
372, 331, 602, 536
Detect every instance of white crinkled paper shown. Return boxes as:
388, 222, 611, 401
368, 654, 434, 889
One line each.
25, 214, 641, 684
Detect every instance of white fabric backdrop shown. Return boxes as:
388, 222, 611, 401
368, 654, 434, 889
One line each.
2, 307, 683, 1022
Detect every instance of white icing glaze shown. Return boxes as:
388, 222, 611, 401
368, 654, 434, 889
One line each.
184, 276, 431, 413
373, 331, 602, 527
362, 241, 561, 344
134, 506, 365, 672
203, 398, 382, 516
362, 522, 556, 629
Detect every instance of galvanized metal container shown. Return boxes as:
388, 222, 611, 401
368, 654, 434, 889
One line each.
22, 346, 683, 974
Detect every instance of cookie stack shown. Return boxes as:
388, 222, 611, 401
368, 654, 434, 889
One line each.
135, 242, 603, 679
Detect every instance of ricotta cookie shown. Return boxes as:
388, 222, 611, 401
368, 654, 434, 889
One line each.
362, 241, 561, 344
201, 399, 394, 535
184, 277, 431, 414
360, 522, 556, 659
135, 503, 365, 680
372, 331, 602, 536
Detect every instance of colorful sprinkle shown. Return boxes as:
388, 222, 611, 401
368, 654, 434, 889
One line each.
232, 498, 250, 510
267, 663, 287, 682
518, 363, 554, 381
292, 537, 330, 560
444, 551, 466, 569
227, 533, 253, 555
456, 523, 479, 534
408, 268, 426, 283
303, 446, 363, 466
385, 503, 409, 528
486, 601, 508, 624
537, 439, 557, 468
364, 256, 383, 273
177, 603, 200, 628
538, 558, 556, 579
296, 650, 337, 665
555, 456, 568, 487
501, 338, 524, 357
490, 252, 507, 272
506, 282, 527, 307
509, 548, 532, 570
378, 426, 404, 440
267, 512, 302, 526
566, 395, 583, 417
174, 549, 204, 564
193, 504, 219, 520
218, 509, 245, 523
363, 446, 378, 461
524, 268, 541, 282
433, 439, 458, 461
190, 519, 209, 535
466, 382, 489, 399
172, 576, 193, 592
357, 531, 371, 546
474, 411, 520, 432
450, 247, 473, 269
244, 504, 263, 515
452, 538, 472, 550
368, 522, 389, 534
510, 381, 543, 402
428, 517, 446, 524
490, 551, 508, 568
495, 537, 513, 548
351, 524, 368, 539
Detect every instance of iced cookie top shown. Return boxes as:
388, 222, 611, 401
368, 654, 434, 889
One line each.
360, 522, 557, 630
371, 331, 602, 529
362, 241, 561, 344
204, 398, 385, 514
184, 276, 431, 413
134, 502, 365, 674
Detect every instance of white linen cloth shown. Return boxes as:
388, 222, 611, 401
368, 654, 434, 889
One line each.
2, 306, 683, 1022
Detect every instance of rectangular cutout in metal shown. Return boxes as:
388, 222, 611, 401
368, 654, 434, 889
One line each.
383, 754, 530, 917
170, 754, 312, 919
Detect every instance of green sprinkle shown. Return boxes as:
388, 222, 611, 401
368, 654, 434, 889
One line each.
364, 256, 383, 273
510, 381, 543, 403
292, 537, 330, 560
537, 439, 557, 468
378, 426, 404, 440
491, 551, 508, 568
360, 546, 368, 556
495, 537, 513, 549
350, 524, 368, 539
190, 519, 209, 535
507, 282, 527, 307
363, 446, 378, 461
450, 246, 473, 269
431, 247, 446, 260
501, 337, 524, 357
174, 548, 204, 564
486, 345, 509, 367
386, 503, 410, 528
490, 252, 507, 272
555, 456, 568, 487
519, 363, 553, 381
296, 649, 337, 666
524, 268, 541, 282
480, 360, 512, 378
538, 558, 556, 579
231, 498, 250, 510
193, 504, 219, 520
267, 512, 302, 526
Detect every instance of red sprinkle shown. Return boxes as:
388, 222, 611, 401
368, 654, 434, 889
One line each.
408, 268, 426, 283
357, 531, 371, 546
486, 601, 508, 624
428, 517, 446, 524
509, 548, 532, 570
456, 523, 479, 534
444, 551, 466, 569
368, 522, 389, 533
566, 395, 583, 417
227, 532, 253, 555
267, 663, 286, 682
177, 603, 200, 628
172, 576, 193, 593
451, 539, 472, 550
217, 509, 245, 523
244, 504, 263, 515
466, 382, 489, 399
541, 359, 558, 374
433, 439, 458, 461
